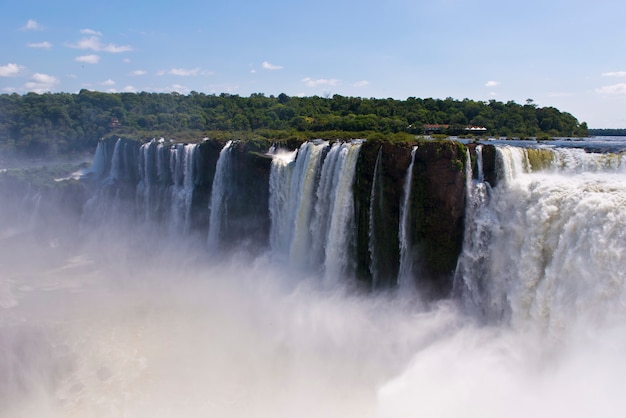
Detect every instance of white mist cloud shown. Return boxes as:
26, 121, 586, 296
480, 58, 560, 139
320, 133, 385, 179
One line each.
101, 79, 115, 86
595, 83, 626, 95
76, 55, 101, 64
24, 73, 59, 93
157, 68, 213, 76
130, 70, 147, 76
102, 43, 133, 53
485, 80, 501, 87
602, 71, 626, 77
0, 63, 24, 77
67, 36, 132, 53
22, 19, 42, 31
27, 41, 53, 49
353, 80, 370, 87
262, 61, 283, 70
80, 28, 102, 36
302, 77, 340, 87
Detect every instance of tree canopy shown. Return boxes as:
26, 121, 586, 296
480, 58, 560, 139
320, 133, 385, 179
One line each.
0, 90, 589, 158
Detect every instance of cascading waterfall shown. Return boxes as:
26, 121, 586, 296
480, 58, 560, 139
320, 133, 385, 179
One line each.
268, 141, 328, 266
397, 146, 418, 287
268, 140, 362, 280
268, 147, 298, 257
136, 139, 159, 224
81, 137, 139, 226
170, 143, 199, 235
287, 141, 328, 267
475, 144, 484, 182
108, 138, 124, 183
368, 146, 383, 287
452, 145, 494, 314
309, 142, 344, 269
207, 140, 235, 251
89, 140, 110, 179
6, 136, 626, 417
455, 145, 626, 328
320, 141, 363, 282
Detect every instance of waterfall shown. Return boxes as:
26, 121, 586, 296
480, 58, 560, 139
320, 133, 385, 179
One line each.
475, 144, 484, 182
81, 137, 140, 227
368, 146, 383, 287
169, 143, 198, 235
288, 141, 328, 267
108, 138, 124, 182
207, 141, 235, 251
321, 141, 363, 282
397, 146, 418, 287
136, 140, 159, 224
268, 140, 329, 266
89, 140, 109, 178
455, 145, 626, 327
268, 148, 297, 257
452, 145, 494, 314
267, 140, 362, 280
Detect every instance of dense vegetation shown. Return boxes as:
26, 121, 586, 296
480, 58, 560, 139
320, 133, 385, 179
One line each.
588, 128, 626, 136
0, 90, 588, 158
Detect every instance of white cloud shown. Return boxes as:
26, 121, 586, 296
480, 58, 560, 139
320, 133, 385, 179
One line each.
123, 85, 136, 92
102, 43, 133, 53
80, 28, 102, 36
76, 54, 101, 64
547, 91, 573, 98
485, 80, 501, 87
68, 36, 101, 50
101, 79, 115, 86
123, 58, 131, 64
24, 73, 59, 93
595, 83, 626, 95
0, 63, 24, 77
170, 84, 190, 94
262, 61, 283, 70
302, 77, 340, 87
67, 36, 132, 53
22, 19, 43, 31
130, 70, 147, 76
158, 68, 213, 76
602, 71, 626, 77
27, 41, 53, 49
170, 68, 201, 76
353, 80, 370, 87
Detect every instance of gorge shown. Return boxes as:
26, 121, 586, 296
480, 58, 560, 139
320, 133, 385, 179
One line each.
1, 136, 625, 417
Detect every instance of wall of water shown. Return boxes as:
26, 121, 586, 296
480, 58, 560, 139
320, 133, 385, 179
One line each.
454, 144, 626, 329
5, 137, 626, 417
84, 137, 468, 291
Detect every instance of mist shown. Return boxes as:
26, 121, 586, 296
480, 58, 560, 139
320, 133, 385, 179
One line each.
2, 142, 626, 418
0, 205, 624, 418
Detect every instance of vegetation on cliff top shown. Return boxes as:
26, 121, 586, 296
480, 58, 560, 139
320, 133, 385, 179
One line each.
0, 90, 588, 158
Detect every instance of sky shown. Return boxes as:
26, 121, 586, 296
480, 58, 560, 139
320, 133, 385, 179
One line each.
1, 0, 626, 128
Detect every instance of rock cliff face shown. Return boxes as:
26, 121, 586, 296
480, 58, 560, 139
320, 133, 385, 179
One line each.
15, 136, 474, 298
410, 140, 466, 296
354, 139, 467, 296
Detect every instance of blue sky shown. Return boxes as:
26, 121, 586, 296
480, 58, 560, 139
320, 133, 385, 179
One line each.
1, 0, 626, 128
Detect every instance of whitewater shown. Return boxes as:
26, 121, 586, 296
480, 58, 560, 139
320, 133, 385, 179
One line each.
1, 139, 626, 417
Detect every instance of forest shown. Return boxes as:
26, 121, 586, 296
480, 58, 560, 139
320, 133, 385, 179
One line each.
588, 128, 626, 136
0, 90, 589, 158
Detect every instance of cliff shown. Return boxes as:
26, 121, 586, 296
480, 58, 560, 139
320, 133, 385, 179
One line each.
8, 136, 477, 299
